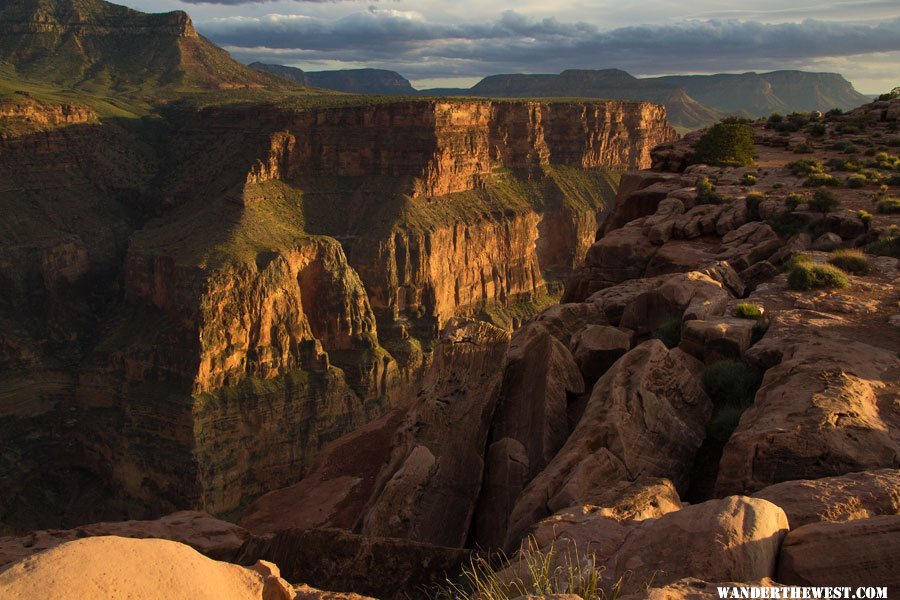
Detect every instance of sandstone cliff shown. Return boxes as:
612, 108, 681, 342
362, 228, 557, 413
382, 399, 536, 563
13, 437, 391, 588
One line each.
0, 97, 674, 530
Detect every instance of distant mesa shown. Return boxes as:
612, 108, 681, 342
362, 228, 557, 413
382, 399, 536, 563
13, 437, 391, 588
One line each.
249, 62, 870, 131
250, 62, 417, 96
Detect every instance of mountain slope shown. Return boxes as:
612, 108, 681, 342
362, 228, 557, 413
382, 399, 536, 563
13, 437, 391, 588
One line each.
250, 62, 417, 96
653, 71, 870, 116
0, 0, 292, 95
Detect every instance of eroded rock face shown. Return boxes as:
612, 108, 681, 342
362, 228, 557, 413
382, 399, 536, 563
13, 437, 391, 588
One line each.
777, 515, 900, 588
235, 528, 470, 600
503, 340, 712, 548
359, 319, 511, 547
753, 470, 900, 529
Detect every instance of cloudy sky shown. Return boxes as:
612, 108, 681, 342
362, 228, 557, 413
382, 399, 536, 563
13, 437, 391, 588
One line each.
121, 0, 900, 93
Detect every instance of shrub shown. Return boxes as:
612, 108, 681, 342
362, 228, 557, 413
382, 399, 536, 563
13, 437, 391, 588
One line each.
784, 193, 803, 211
807, 123, 827, 137
769, 212, 807, 236
696, 177, 725, 204
877, 198, 900, 214
733, 303, 764, 319
793, 143, 815, 154
803, 173, 841, 187
807, 188, 840, 214
866, 227, 900, 258
745, 192, 764, 219
693, 122, 756, 167
825, 108, 844, 118
652, 317, 682, 349
788, 158, 823, 177
828, 249, 871, 275
741, 172, 758, 186
856, 209, 874, 231
878, 87, 900, 101
703, 361, 763, 409
846, 174, 867, 188
772, 182, 784, 189
788, 263, 849, 290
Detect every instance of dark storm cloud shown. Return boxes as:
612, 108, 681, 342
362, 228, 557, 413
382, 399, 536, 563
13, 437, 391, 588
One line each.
200, 10, 900, 77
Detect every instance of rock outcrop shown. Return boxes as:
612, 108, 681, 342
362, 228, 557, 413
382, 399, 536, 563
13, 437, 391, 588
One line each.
777, 515, 900, 587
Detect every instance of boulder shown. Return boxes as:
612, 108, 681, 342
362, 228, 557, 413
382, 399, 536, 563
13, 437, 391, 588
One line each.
583, 225, 657, 284
504, 341, 711, 548
768, 233, 811, 265
609, 497, 789, 593
777, 515, 900, 587
716, 311, 900, 495
679, 317, 756, 363
737, 260, 777, 290
569, 325, 632, 385
811, 232, 842, 251
619, 271, 733, 335
0, 536, 268, 600
753, 469, 900, 528
531, 302, 608, 347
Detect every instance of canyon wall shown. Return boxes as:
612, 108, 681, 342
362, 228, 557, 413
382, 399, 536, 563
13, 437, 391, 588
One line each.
0, 98, 676, 529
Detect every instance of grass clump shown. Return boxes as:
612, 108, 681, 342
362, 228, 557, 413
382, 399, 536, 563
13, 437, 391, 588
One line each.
827, 249, 871, 275
733, 303, 764, 319
788, 262, 849, 290
876, 198, 900, 214
652, 317, 682, 349
693, 122, 756, 167
437, 538, 611, 600
741, 172, 758, 186
793, 142, 815, 154
857, 210, 874, 231
807, 188, 840, 214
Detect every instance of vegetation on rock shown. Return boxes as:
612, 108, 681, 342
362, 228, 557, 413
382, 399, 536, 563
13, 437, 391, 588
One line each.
693, 121, 756, 167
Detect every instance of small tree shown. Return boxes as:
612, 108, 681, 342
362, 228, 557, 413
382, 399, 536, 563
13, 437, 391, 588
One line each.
807, 188, 840, 214
692, 122, 756, 167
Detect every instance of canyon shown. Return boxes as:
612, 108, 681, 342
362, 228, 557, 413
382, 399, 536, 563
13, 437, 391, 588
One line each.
0, 95, 675, 531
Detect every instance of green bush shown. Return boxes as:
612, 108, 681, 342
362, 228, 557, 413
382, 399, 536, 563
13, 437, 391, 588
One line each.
693, 122, 756, 167
741, 172, 758, 186
877, 198, 900, 214
828, 249, 871, 275
652, 317, 682, 349
807, 123, 827, 137
788, 263, 849, 290
804, 173, 841, 187
745, 193, 764, 219
825, 108, 844, 118
807, 188, 840, 214
846, 174, 868, 188
703, 360, 763, 409
769, 212, 807, 236
696, 177, 725, 204
788, 158, 823, 177
733, 303, 764, 319
793, 143, 815, 154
